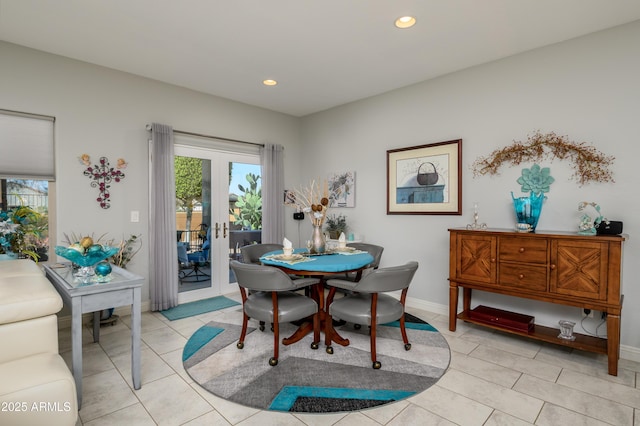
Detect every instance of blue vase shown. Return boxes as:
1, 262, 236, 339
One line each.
511, 191, 545, 232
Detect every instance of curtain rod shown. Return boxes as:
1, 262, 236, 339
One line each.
146, 124, 263, 147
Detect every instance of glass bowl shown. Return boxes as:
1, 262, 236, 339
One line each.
55, 245, 119, 267
55, 245, 119, 283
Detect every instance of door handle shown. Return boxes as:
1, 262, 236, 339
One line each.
223, 222, 228, 239
215, 223, 220, 239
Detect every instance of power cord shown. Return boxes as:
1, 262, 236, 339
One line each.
580, 315, 607, 338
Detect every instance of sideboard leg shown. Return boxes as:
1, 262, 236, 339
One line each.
607, 312, 620, 376
462, 287, 472, 312
449, 283, 459, 331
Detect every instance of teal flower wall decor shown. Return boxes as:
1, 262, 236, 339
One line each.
517, 164, 554, 195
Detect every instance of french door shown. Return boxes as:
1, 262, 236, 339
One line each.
175, 145, 260, 303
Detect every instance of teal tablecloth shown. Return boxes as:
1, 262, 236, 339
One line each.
260, 249, 374, 273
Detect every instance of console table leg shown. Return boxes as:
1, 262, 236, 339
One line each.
131, 288, 142, 389
607, 312, 620, 376
462, 288, 472, 312
71, 299, 83, 409
449, 283, 458, 331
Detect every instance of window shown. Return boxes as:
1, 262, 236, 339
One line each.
0, 110, 55, 261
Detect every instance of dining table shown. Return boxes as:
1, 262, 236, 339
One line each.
260, 248, 374, 348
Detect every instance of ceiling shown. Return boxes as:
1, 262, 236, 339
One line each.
1, 1, 640, 117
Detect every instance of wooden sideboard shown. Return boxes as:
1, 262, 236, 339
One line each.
448, 227, 625, 375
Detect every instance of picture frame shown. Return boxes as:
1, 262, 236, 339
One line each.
327, 171, 355, 208
387, 139, 462, 215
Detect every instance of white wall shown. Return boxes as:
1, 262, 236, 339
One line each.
0, 40, 303, 306
296, 21, 640, 356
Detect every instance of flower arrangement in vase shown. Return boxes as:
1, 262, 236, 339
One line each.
285, 179, 331, 253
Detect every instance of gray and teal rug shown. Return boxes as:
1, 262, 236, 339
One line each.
183, 310, 450, 413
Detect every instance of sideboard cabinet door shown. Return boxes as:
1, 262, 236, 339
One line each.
550, 239, 609, 300
455, 233, 496, 284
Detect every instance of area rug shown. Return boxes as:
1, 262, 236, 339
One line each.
183, 309, 450, 413
160, 296, 240, 321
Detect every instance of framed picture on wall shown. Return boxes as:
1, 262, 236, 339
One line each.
387, 139, 462, 215
328, 171, 355, 207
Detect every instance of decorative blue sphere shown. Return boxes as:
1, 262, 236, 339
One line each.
95, 261, 112, 277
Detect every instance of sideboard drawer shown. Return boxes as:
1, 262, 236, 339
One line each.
499, 263, 548, 291
499, 237, 548, 264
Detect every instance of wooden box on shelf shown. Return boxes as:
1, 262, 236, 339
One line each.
468, 305, 534, 333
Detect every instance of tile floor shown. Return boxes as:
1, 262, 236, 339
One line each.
59, 294, 640, 426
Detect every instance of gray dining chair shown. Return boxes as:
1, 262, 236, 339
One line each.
229, 260, 320, 366
335, 243, 385, 328
239, 243, 284, 264
343, 242, 384, 282
239, 243, 286, 331
324, 261, 419, 369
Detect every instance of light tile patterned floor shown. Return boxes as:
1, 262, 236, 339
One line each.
58, 294, 640, 425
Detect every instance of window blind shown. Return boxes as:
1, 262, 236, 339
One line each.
0, 109, 55, 180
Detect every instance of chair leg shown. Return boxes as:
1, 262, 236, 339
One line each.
370, 294, 381, 369
270, 316, 279, 366
237, 311, 249, 349
399, 310, 412, 351
324, 287, 336, 354
370, 318, 380, 369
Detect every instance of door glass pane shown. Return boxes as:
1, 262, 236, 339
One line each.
175, 155, 212, 292
228, 162, 262, 276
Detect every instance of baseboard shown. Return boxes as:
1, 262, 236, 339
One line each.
405, 295, 448, 316
620, 344, 640, 363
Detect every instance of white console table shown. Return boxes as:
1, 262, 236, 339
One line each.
44, 263, 143, 408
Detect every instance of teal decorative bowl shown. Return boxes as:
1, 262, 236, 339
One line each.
55, 245, 119, 267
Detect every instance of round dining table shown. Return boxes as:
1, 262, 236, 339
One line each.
260, 248, 374, 346
260, 248, 374, 275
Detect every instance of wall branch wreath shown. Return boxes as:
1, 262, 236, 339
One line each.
471, 131, 615, 186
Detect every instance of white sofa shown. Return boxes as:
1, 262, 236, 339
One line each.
0, 259, 78, 426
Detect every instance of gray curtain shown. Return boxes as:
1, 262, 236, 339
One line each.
260, 143, 284, 244
149, 123, 178, 311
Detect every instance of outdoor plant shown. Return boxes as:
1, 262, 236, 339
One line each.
231, 173, 262, 230
0, 204, 44, 261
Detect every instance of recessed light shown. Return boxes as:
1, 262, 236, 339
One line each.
263, 79, 278, 86
395, 16, 416, 29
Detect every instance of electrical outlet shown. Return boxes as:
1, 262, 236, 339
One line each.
582, 308, 594, 318
293, 212, 304, 220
